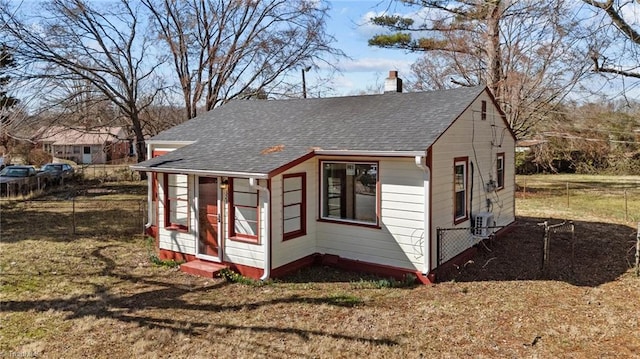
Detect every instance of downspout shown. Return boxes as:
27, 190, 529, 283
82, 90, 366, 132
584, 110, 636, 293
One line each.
414, 155, 431, 276
249, 177, 271, 281
145, 145, 153, 228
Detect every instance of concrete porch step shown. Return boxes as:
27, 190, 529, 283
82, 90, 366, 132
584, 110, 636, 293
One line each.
180, 260, 227, 278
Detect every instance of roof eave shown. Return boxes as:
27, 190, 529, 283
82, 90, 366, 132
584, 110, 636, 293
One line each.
129, 165, 269, 179
314, 150, 426, 157
146, 140, 197, 146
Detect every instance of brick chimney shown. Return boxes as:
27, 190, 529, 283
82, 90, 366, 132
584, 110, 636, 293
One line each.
384, 70, 402, 93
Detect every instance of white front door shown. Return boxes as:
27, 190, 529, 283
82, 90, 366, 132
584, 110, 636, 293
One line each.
82, 146, 92, 164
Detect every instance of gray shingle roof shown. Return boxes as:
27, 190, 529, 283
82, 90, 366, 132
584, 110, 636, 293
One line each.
134, 86, 486, 176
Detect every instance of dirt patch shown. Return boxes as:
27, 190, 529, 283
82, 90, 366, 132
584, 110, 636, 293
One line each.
440, 217, 637, 287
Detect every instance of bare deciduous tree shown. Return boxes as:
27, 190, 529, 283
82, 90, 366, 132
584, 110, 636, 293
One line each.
1, 0, 166, 164
369, 0, 591, 137
142, 0, 344, 119
0, 43, 20, 152
583, 0, 640, 79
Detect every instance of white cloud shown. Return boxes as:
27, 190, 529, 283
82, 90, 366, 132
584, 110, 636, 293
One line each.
337, 57, 414, 73
620, 2, 640, 26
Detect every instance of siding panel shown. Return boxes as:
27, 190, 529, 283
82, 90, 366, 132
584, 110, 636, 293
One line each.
429, 93, 516, 264
270, 160, 319, 269
316, 157, 427, 271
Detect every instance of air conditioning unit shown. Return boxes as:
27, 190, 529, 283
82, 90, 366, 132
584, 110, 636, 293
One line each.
474, 212, 495, 237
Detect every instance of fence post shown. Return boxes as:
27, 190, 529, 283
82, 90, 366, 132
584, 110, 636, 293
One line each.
636, 222, 640, 277
542, 221, 550, 273
139, 200, 145, 235
436, 228, 441, 268
624, 189, 628, 222
72, 197, 77, 235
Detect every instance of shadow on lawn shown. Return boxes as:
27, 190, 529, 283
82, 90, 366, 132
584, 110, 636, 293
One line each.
0, 203, 144, 243
439, 216, 637, 287
1, 245, 397, 347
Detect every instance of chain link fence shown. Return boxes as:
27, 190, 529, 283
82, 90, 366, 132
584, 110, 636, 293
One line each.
1, 164, 141, 199
437, 226, 503, 267
75, 163, 141, 182
1, 198, 147, 238
517, 177, 640, 223
0, 176, 51, 197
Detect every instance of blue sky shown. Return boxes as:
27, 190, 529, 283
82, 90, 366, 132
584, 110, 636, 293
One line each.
316, 0, 422, 96
318, 0, 640, 100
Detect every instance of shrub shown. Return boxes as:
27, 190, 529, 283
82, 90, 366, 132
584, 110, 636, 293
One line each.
218, 268, 269, 286
27, 148, 53, 166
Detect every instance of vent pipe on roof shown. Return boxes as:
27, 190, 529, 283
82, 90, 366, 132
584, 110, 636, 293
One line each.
384, 70, 403, 93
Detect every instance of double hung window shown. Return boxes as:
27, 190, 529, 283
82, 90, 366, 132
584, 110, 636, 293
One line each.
496, 153, 505, 190
165, 174, 189, 230
230, 178, 259, 241
283, 173, 306, 240
454, 158, 468, 223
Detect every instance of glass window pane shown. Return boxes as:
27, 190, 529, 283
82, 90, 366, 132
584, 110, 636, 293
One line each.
234, 207, 257, 236
455, 165, 465, 191
235, 207, 257, 222
234, 219, 258, 236
283, 218, 301, 233
283, 204, 301, 220
234, 192, 258, 207
232, 178, 253, 192
283, 190, 302, 206
322, 162, 377, 224
283, 176, 302, 191
455, 192, 465, 218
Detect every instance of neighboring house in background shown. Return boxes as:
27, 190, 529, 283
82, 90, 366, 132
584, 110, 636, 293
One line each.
132, 71, 517, 284
37, 126, 131, 164
516, 139, 548, 153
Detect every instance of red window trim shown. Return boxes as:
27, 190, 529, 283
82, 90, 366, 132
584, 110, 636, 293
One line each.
151, 151, 168, 229
318, 160, 380, 228
496, 152, 505, 191
453, 156, 469, 225
229, 178, 260, 243
317, 218, 381, 229
164, 173, 189, 232
282, 172, 307, 241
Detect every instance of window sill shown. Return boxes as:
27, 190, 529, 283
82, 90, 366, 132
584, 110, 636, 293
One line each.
229, 236, 260, 244
283, 231, 306, 241
318, 218, 380, 229
165, 225, 189, 233
453, 216, 469, 225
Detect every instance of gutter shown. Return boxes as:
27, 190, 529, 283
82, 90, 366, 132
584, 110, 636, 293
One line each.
130, 165, 269, 180
144, 140, 196, 146
414, 155, 431, 276
249, 177, 271, 281
315, 150, 425, 157
145, 145, 153, 229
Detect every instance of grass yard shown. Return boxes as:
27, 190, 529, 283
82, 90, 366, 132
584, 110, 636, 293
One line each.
516, 174, 640, 223
1, 176, 639, 358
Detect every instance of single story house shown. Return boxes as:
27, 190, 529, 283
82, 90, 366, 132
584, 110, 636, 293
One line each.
37, 126, 131, 164
132, 72, 516, 284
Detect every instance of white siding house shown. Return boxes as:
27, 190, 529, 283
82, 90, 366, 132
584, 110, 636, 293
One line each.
133, 72, 516, 284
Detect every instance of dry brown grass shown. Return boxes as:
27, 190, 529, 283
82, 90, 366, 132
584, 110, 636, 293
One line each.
1, 178, 639, 358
